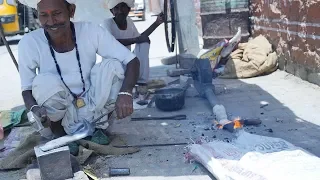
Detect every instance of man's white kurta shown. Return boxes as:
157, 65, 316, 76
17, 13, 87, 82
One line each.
18, 22, 136, 135
102, 17, 150, 84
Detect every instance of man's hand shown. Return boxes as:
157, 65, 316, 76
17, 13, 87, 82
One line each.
31, 106, 48, 122
115, 94, 133, 119
155, 13, 164, 26
136, 35, 150, 44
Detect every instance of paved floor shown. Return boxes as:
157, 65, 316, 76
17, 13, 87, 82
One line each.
1, 15, 320, 180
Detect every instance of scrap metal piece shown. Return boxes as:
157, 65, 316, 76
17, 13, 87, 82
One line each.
131, 115, 187, 121
192, 59, 219, 107
109, 168, 130, 177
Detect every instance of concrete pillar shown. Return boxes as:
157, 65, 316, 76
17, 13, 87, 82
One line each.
174, 0, 200, 56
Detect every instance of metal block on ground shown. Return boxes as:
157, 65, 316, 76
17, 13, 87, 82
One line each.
34, 146, 73, 180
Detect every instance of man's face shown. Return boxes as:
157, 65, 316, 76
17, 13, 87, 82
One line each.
37, 0, 75, 38
111, 3, 130, 22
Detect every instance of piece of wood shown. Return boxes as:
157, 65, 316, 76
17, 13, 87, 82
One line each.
0, 22, 19, 72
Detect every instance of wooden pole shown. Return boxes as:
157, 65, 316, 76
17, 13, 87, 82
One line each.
0, 22, 19, 72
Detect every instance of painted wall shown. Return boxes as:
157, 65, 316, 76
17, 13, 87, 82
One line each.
251, 0, 320, 85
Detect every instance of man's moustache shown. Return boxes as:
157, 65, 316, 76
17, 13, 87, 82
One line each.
44, 23, 65, 29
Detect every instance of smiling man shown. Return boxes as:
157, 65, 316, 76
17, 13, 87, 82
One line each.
17, 0, 140, 137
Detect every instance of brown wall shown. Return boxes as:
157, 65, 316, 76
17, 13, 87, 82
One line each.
251, 0, 320, 85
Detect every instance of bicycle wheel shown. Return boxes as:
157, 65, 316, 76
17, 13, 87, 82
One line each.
164, 0, 176, 53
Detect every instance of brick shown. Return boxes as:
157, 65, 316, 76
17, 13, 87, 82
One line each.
306, 1, 320, 23
279, 1, 290, 18
292, 36, 308, 52
34, 146, 73, 180
252, 4, 263, 17
268, 3, 281, 19
304, 50, 320, 68
298, 0, 308, 22
306, 38, 320, 52
288, 0, 302, 21
291, 46, 306, 65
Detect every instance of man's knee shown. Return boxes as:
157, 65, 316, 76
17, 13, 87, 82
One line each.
32, 74, 66, 105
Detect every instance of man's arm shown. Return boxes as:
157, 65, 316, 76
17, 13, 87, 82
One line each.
115, 58, 140, 119
120, 58, 140, 93
22, 90, 37, 110
141, 13, 164, 37
117, 37, 138, 46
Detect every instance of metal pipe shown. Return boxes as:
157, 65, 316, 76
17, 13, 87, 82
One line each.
204, 87, 219, 108
0, 22, 19, 72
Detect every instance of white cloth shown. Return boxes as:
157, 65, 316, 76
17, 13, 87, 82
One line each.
133, 43, 150, 83
18, 21, 135, 92
18, 0, 76, 9
32, 60, 124, 135
106, 0, 135, 9
101, 17, 150, 83
102, 17, 140, 50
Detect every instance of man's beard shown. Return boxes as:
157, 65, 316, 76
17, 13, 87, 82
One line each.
114, 14, 127, 25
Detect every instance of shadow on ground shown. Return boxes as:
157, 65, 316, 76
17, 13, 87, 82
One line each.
89, 64, 320, 179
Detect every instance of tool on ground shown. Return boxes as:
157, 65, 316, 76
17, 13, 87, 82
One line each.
113, 142, 188, 148
215, 118, 262, 133
109, 168, 130, 177
131, 114, 187, 121
39, 111, 110, 152
136, 91, 151, 106
27, 111, 54, 140
154, 77, 191, 111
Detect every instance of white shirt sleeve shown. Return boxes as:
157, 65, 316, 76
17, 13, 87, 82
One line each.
90, 23, 136, 65
18, 35, 39, 91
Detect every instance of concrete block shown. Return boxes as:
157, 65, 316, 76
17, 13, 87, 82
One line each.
35, 146, 73, 180
307, 73, 320, 86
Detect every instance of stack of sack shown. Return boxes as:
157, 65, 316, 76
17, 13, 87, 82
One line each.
220, 35, 278, 79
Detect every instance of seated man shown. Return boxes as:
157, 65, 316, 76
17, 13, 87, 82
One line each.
102, 0, 164, 89
18, 0, 140, 138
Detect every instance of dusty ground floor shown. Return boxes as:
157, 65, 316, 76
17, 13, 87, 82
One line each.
1, 65, 320, 180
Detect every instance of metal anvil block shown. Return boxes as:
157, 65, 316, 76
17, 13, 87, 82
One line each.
34, 146, 73, 180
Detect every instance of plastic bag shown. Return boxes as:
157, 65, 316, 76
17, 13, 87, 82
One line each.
187, 131, 320, 180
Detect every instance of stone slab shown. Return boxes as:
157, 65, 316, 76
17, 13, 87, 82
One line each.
34, 146, 73, 180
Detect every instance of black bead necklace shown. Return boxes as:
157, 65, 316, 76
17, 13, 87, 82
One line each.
44, 22, 85, 100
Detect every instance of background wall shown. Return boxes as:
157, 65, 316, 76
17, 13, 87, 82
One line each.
250, 0, 320, 85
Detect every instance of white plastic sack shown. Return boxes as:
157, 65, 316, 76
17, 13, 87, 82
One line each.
188, 131, 320, 180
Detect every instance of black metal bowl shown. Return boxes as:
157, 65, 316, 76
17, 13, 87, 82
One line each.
154, 88, 185, 111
